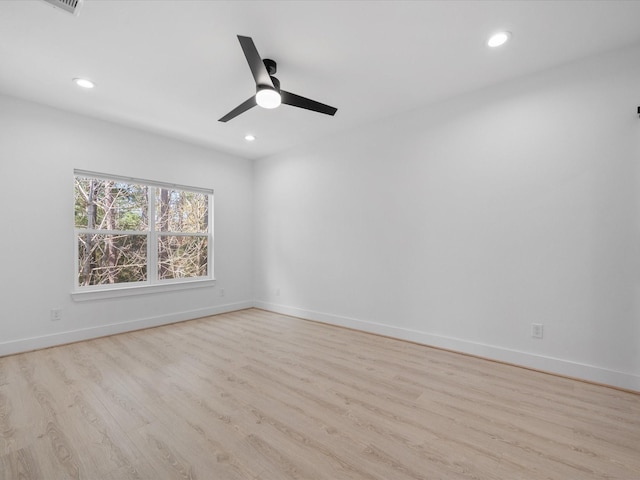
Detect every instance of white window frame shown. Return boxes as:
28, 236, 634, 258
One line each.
71, 169, 215, 301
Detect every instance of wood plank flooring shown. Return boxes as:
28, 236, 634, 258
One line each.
1, 308, 638, 479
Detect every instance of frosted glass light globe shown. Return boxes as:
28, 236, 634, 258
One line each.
256, 88, 281, 109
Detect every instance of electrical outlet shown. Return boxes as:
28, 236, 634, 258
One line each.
531, 323, 543, 339
276, 288, 280, 296
51, 309, 62, 321
219, 288, 225, 297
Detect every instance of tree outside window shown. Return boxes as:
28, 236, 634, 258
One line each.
74, 172, 211, 288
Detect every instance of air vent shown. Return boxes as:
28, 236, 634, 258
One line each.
40, 0, 83, 16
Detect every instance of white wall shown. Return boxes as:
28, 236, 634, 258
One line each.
0, 94, 254, 354
254, 44, 640, 391
1, 44, 638, 391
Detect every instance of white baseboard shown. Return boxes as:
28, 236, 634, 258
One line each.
4, 299, 638, 392
254, 301, 640, 392
0, 301, 253, 357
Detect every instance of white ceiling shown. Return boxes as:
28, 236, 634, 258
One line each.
2, 0, 640, 160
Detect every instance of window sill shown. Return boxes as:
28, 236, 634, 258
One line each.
71, 279, 216, 302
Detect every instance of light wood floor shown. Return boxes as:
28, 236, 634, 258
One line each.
1, 309, 638, 479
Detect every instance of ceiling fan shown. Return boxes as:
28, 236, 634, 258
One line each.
219, 35, 338, 122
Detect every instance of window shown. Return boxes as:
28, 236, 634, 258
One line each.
74, 170, 212, 291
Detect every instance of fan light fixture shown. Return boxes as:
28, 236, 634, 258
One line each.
244, 134, 256, 141
256, 88, 281, 109
218, 35, 337, 122
73, 78, 95, 89
487, 31, 511, 48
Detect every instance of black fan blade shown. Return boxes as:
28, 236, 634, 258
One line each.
237, 35, 274, 88
281, 90, 337, 116
218, 96, 257, 122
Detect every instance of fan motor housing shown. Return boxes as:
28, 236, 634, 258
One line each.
270, 76, 281, 92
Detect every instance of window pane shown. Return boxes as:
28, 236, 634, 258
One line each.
78, 233, 147, 285
158, 235, 208, 280
75, 177, 148, 231
156, 189, 208, 233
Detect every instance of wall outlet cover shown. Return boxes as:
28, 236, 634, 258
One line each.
531, 323, 544, 339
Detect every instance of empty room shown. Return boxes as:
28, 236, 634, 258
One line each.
0, 0, 639, 478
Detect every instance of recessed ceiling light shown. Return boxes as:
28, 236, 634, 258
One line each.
487, 31, 511, 48
73, 78, 95, 89
244, 134, 256, 142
